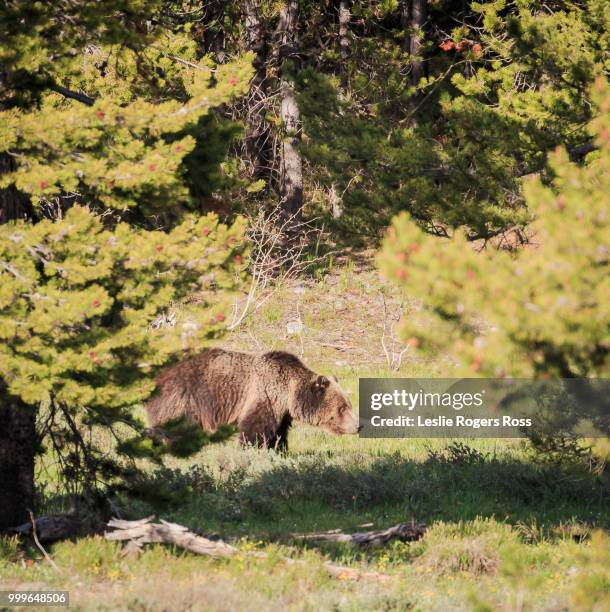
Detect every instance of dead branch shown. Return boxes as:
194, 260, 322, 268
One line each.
319, 341, 351, 352
106, 516, 236, 558
380, 292, 409, 371
27, 511, 63, 573
227, 205, 334, 331
292, 522, 426, 548
105, 516, 391, 581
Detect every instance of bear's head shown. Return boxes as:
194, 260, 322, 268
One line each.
300, 375, 360, 435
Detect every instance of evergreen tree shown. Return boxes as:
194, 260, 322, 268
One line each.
379, 78, 609, 455
0, 1, 251, 530
293, 0, 608, 240
0, 207, 246, 527
124, 2, 606, 241
0, 1, 254, 224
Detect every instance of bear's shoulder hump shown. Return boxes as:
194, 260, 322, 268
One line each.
263, 351, 306, 369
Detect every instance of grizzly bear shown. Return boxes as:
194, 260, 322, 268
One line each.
146, 348, 360, 451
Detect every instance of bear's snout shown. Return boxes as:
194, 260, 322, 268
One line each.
336, 404, 360, 435
316, 400, 360, 435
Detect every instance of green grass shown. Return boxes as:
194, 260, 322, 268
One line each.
2, 433, 609, 610
2, 261, 609, 611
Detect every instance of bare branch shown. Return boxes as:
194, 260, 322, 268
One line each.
568, 142, 597, 161
380, 292, 410, 372
27, 511, 63, 573
292, 522, 426, 547
50, 84, 95, 106
227, 205, 334, 331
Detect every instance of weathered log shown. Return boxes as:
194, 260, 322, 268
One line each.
106, 517, 236, 558
105, 516, 391, 581
293, 522, 426, 547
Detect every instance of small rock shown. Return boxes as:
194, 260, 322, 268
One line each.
286, 320, 305, 335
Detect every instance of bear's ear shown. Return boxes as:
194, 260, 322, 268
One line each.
312, 375, 330, 391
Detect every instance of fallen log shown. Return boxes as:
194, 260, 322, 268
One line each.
105, 516, 391, 581
293, 522, 426, 547
106, 516, 236, 558
9, 514, 82, 543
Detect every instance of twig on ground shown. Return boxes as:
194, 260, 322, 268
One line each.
319, 341, 351, 352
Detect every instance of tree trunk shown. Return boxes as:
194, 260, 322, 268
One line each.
339, 0, 350, 66
0, 153, 33, 224
400, 0, 411, 53
408, 0, 427, 86
0, 84, 37, 530
244, 0, 271, 179
279, 81, 302, 221
277, 0, 303, 222
0, 394, 37, 531
202, 0, 228, 62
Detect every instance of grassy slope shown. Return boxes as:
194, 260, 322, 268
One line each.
1, 259, 609, 611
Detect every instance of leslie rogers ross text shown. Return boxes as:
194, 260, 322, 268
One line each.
370, 415, 532, 429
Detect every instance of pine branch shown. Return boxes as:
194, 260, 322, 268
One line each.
568, 142, 597, 161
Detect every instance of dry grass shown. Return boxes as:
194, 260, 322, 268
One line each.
222, 257, 444, 380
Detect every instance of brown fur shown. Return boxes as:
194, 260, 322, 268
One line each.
146, 348, 359, 451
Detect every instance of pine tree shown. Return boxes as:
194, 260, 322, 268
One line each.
287, 1, 606, 239
0, 1, 252, 529
0, 1, 254, 224
379, 78, 610, 454
0, 206, 246, 528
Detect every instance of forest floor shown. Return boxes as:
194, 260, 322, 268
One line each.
1, 256, 609, 611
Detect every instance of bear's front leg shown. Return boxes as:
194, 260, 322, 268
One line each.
273, 413, 292, 453
238, 401, 281, 450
